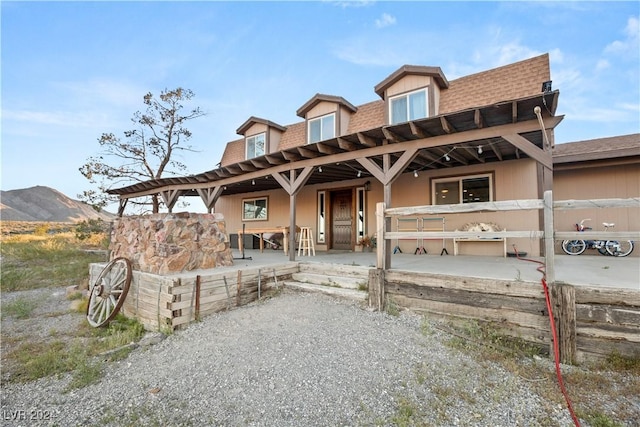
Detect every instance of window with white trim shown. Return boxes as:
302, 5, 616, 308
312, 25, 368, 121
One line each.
390, 88, 427, 125
432, 174, 493, 205
246, 133, 266, 159
308, 113, 335, 144
317, 191, 326, 243
242, 197, 268, 221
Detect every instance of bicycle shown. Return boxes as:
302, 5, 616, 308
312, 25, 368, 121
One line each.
561, 219, 634, 257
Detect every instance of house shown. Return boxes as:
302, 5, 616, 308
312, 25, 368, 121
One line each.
552, 133, 639, 238
107, 54, 638, 259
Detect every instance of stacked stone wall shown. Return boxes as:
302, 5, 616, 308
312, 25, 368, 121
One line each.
109, 212, 234, 275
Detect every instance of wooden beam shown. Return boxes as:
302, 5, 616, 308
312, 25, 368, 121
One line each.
290, 166, 314, 195
337, 137, 358, 151
116, 116, 564, 199
356, 132, 378, 147
409, 122, 427, 138
356, 157, 386, 183
297, 146, 320, 158
474, 109, 484, 129
250, 158, 270, 169
238, 162, 257, 172
511, 101, 518, 123
381, 127, 405, 142
160, 189, 183, 212
502, 133, 553, 170
196, 186, 224, 212
282, 151, 301, 162
440, 116, 454, 134
270, 172, 291, 194
316, 143, 340, 155
265, 154, 286, 165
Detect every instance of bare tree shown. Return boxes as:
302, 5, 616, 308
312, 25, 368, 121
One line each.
80, 88, 204, 213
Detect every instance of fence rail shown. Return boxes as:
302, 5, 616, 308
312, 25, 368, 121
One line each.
373, 192, 640, 363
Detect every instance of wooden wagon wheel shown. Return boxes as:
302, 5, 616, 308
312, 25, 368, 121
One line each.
86, 257, 132, 327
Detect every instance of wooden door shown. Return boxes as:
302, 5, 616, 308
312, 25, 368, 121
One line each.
331, 190, 353, 250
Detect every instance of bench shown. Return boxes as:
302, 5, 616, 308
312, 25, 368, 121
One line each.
453, 231, 507, 257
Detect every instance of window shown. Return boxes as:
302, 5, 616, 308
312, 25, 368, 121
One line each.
242, 197, 268, 221
317, 191, 326, 243
246, 133, 266, 159
432, 174, 492, 205
356, 187, 366, 242
308, 113, 335, 143
390, 89, 427, 124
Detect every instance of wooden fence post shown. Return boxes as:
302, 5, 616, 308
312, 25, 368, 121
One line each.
368, 268, 385, 311
550, 282, 576, 364
543, 190, 556, 285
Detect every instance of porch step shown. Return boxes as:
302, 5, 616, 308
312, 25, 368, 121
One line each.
298, 262, 371, 280
290, 272, 367, 290
283, 281, 367, 302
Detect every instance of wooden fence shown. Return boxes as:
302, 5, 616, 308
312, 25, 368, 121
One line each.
90, 262, 298, 331
371, 191, 640, 362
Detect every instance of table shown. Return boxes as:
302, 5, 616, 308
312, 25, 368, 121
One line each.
237, 226, 299, 253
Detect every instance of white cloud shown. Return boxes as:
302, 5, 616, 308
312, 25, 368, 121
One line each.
604, 16, 639, 56
595, 59, 610, 71
375, 13, 396, 29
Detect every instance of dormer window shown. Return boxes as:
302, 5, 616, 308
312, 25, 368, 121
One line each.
246, 132, 266, 159
390, 88, 427, 125
308, 113, 335, 144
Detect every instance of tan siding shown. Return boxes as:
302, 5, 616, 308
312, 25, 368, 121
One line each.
269, 128, 282, 152
387, 159, 541, 255
386, 75, 432, 97
554, 164, 640, 254
307, 101, 337, 118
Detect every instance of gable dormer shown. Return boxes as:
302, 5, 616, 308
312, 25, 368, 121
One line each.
296, 94, 357, 144
236, 116, 287, 159
374, 65, 449, 125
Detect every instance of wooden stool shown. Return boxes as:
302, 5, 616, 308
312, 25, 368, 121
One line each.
297, 227, 315, 256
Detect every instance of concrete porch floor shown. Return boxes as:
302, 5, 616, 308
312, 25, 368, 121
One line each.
226, 249, 639, 291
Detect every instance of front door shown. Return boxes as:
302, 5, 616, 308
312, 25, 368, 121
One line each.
331, 190, 353, 250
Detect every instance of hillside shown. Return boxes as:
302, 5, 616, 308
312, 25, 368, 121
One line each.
0, 186, 115, 222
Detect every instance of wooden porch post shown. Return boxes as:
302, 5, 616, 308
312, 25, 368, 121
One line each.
550, 282, 577, 364
543, 190, 555, 285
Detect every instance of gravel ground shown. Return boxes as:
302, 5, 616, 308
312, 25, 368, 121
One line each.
0, 289, 578, 427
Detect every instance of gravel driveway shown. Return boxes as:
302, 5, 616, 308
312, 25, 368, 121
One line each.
1, 290, 574, 426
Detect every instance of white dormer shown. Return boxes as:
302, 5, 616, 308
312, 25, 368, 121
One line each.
374, 65, 449, 125
236, 117, 287, 159
296, 94, 357, 144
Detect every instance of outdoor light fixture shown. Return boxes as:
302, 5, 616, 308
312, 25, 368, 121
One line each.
541, 80, 552, 93
364, 181, 371, 191
477, 145, 483, 155
445, 154, 450, 161
251, 179, 255, 185
357, 170, 362, 178
318, 166, 323, 173
414, 170, 418, 178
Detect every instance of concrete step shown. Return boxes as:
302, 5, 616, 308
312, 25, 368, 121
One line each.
291, 272, 367, 290
298, 262, 371, 279
283, 281, 367, 302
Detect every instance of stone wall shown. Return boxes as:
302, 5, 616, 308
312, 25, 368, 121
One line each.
109, 212, 234, 275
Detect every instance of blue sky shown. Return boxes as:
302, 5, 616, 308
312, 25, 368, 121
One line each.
1, 1, 639, 211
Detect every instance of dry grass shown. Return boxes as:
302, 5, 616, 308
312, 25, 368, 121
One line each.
438, 319, 640, 426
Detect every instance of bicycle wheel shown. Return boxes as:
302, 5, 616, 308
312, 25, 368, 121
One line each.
562, 240, 586, 255
605, 240, 634, 257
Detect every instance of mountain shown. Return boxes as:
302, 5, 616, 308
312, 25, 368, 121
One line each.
0, 186, 115, 222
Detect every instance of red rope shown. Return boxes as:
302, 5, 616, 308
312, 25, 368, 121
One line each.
513, 246, 581, 427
